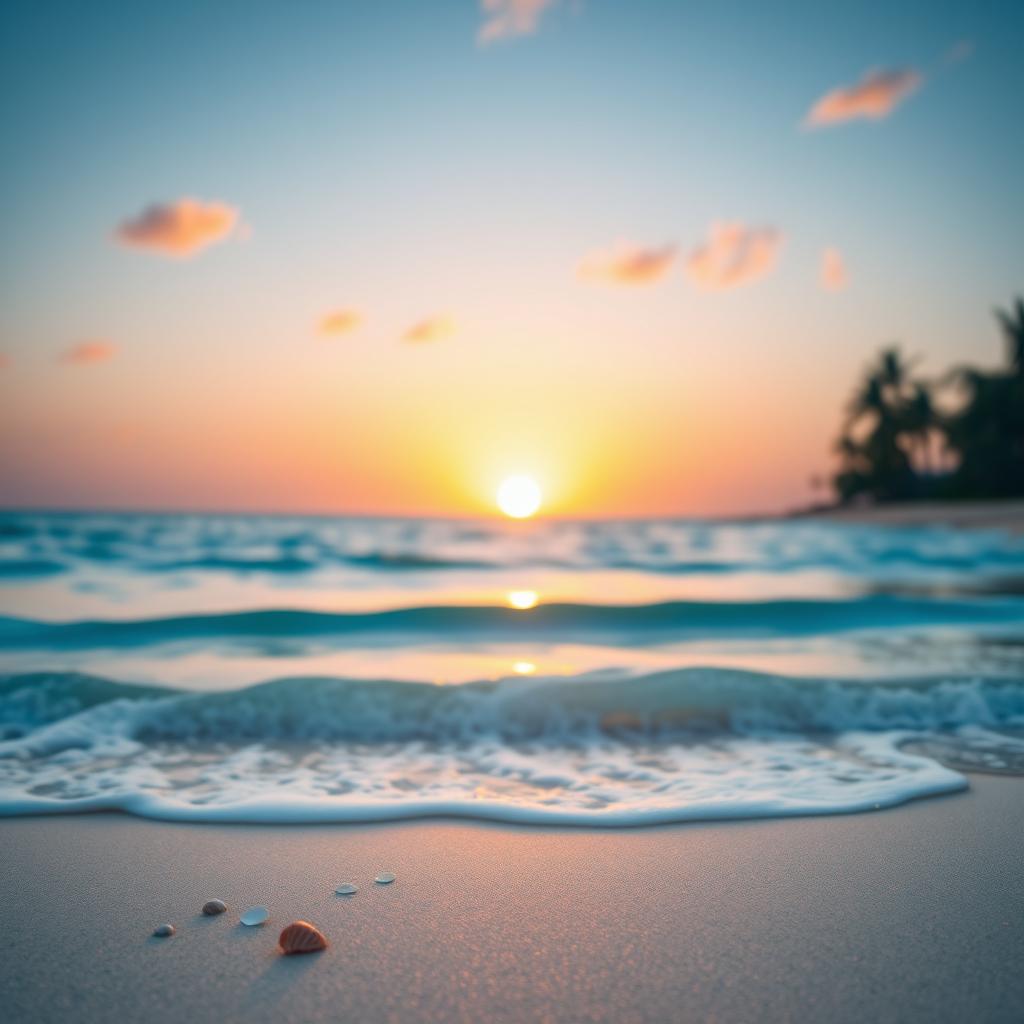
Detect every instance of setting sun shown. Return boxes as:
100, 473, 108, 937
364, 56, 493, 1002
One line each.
497, 476, 542, 519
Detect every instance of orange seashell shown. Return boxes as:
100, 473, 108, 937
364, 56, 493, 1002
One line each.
278, 920, 328, 955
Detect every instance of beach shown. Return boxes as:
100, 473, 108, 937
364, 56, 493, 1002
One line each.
3, 775, 1022, 1024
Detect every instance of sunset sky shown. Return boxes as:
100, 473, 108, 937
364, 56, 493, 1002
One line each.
1, 0, 1022, 517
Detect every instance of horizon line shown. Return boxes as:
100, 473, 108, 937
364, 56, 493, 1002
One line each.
0, 501, 805, 525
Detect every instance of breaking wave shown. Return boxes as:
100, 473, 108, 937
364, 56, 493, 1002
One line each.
0, 668, 1021, 825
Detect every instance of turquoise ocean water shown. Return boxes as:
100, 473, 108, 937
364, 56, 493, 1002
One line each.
1, 511, 1023, 824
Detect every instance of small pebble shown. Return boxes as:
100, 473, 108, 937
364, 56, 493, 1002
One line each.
240, 906, 270, 927
335, 883, 357, 895
152, 924, 175, 938
374, 872, 396, 884
202, 899, 227, 916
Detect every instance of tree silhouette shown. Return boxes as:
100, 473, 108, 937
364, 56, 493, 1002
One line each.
942, 299, 1024, 498
832, 298, 1024, 504
834, 347, 930, 502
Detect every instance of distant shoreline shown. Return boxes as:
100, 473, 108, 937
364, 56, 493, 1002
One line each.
791, 498, 1024, 533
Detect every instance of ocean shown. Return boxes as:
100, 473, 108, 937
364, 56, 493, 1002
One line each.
1, 510, 1023, 824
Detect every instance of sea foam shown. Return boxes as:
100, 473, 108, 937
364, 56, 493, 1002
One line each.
0, 669, 1020, 825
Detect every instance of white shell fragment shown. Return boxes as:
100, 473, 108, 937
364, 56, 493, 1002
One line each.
240, 906, 270, 927
335, 883, 357, 895
374, 872, 396, 884
152, 924, 175, 937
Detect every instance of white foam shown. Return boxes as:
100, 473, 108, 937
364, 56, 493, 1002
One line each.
0, 726, 968, 825
0, 667, 1019, 826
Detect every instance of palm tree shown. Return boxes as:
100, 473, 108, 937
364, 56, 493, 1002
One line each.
834, 346, 933, 501
943, 300, 1024, 497
995, 297, 1024, 378
904, 382, 938, 475
833, 298, 1024, 505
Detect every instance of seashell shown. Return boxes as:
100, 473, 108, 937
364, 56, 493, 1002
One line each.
152, 924, 175, 937
278, 920, 328, 955
202, 899, 227, 916
374, 872, 396, 884
240, 906, 270, 927
334, 883, 357, 896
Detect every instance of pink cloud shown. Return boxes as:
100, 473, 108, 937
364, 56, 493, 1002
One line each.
820, 247, 848, 292
60, 341, 117, 365
804, 68, 922, 127
578, 243, 677, 286
479, 0, 557, 44
403, 315, 455, 343
115, 198, 239, 257
0, 353, 9, 369
686, 224, 782, 291
318, 309, 363, 337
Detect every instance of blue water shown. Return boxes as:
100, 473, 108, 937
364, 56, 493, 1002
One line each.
1, 511, 1023, 824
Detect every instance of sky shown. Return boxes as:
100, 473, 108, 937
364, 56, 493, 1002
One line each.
1, 0, 1022, 518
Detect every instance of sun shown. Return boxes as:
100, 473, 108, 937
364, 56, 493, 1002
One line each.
497, 476, 542, 519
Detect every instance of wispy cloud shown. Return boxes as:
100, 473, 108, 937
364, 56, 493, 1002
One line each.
804, 68, 922, 127
60, 341, 117, 365
115, 198, 240, 257
820, 247, 848, 291
578, 243, 677, 286
686, 224, 782, 291
403, 315, 456, 343
479, 0, 557, 44
0, 353, 10, 369
318, 309, 363, 337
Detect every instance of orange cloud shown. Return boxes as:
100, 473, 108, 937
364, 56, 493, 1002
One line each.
403, 315, 455, 343
60, 341, 117, 365
318, 309, 363, 337
820, 247, 848, 291
686, 224, 782, 291
804, 68, 922, 127
115, 198, 239, 257
479, 0, 556, 43
578, 244, 677, 286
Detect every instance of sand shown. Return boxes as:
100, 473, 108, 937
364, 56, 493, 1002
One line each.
794, 499, 1024, 533
2, 777, 1022, 1023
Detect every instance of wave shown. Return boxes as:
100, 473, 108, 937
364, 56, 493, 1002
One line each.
4, 511, 1024, 581
3, 668, 1024, 743
0, 668, 1021, 826
150, 552, 500, 574
2, 595, 1022, 651
0, 559, 67, 579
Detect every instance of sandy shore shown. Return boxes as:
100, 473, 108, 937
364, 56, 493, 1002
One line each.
2, 778, 1022, 1023
794, 499, 1024, 533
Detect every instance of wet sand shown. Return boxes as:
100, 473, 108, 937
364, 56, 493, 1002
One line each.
2, 776, 1023, 1023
